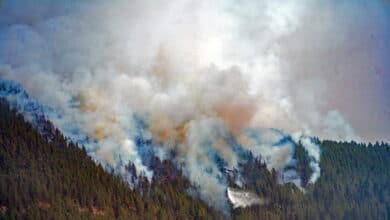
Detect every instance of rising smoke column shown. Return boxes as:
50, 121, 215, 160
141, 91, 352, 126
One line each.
1, 0, 389, 212
0, 79, 323, 211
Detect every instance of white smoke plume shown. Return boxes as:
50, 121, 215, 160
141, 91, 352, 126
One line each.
293, 135, 321, 184
227, 187, 267, 209
1, 0, 389, 212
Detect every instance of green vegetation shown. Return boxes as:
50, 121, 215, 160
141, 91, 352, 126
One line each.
232, 140, 389, 220
0, 100, 220, 219
0, 99, 389, 219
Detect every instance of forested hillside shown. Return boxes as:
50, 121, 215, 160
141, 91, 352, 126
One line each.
0, 99, 389, 220
0, 100, 221, 220
232, 140, 389, 219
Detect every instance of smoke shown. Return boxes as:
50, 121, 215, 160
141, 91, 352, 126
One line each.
227, 187, 268, 209
292, 134, 321, 184
1, 0, 389, 212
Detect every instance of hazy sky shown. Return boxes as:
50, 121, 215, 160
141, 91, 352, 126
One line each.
0, 0, 389, 211
0, 0, 389, 143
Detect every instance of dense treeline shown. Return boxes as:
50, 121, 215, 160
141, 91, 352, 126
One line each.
232, 140, 389, 220
0, 100, 220, 219
0, 99, 389, 219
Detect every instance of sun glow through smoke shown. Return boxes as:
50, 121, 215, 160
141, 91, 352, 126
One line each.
1, 0, 389, 212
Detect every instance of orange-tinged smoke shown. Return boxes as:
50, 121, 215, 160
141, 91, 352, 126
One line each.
213, 100, 256, 135
77, 89, 112, 113
92, 120, 115, 140
149, 115, 189, 145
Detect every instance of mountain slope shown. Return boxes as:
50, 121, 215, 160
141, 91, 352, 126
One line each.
0, 96, 389, 220
231, 140, 389, 220
0, 99, 221, 219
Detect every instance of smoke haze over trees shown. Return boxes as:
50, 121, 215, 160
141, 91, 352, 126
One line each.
0, 98, 389, 219
0, 0, 389, 219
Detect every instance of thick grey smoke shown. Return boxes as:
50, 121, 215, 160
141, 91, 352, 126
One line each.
1, 0, 389, 212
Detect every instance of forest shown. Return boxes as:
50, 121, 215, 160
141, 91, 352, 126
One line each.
0, 99, 389, 219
